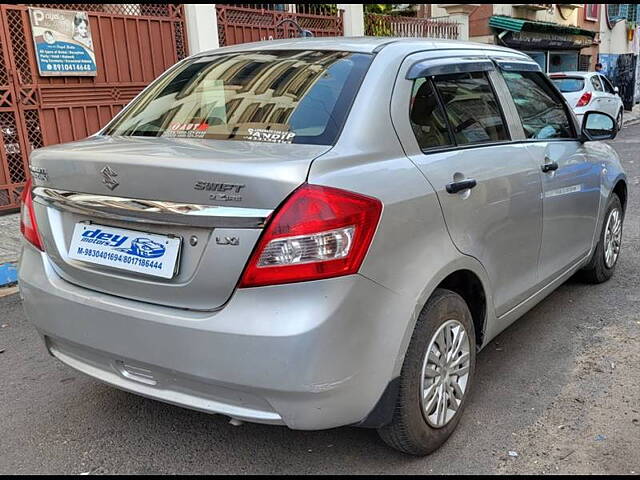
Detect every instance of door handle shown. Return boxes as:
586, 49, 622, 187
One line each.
541, 161, 559, 173
446, 178, 477, 194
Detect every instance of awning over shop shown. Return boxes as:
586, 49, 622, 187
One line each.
489, 15, 596, 38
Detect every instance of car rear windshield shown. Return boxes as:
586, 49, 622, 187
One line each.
550, 77, 585, 93
103, 50, 373, 146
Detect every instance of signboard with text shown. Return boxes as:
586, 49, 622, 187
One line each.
28, 7, 97, 76
504, 31, 593, 50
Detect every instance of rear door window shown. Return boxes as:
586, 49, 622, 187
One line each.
433, 71, 509, 145
590, 75, 604, 92
502, 71, 575, 140
409, 78, 454, 150
104, 50, 372, 146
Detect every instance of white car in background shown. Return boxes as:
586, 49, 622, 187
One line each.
550, 71, 624, 131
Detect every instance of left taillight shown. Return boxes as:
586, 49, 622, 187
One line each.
576, 91, 592, 107
20, 178, 44, 251
239, 183, 383, 288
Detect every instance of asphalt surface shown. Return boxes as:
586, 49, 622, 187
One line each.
1, 125, 639, 475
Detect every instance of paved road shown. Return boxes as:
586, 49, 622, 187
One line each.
0, 213, 20, 265
1, 126, 639, 475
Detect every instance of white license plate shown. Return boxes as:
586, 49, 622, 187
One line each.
68, 223, 181, 279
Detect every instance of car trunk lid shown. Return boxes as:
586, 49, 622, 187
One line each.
30, 135, 331, 310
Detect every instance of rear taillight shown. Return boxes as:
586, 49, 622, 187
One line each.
576, 91, 592, 107
239, 184, 382, 288
20, 178, 44, 251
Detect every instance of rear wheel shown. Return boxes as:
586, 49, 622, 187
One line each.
378, 289, 476, 456
580, 193, 623, 284
616, 109, 623, 131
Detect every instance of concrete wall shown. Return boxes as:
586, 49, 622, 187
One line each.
469, 4, 493, 38
429, 5, 449, 18
338, 4, 364, 37
492, 4, 585, 27
184, 4, 219, 54
599, 14, 635, 55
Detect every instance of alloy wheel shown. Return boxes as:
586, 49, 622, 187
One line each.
420, 319, 471, 428
604, 207, 622, 269
617, 111, 623, 131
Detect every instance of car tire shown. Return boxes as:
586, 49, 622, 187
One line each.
377, 288, 476, 456
616, 109, 623, 131
580, 193, 624, 284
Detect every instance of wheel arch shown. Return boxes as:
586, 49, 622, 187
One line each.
612, 177, 627, 213
437, 269, 487, 348
359, 257, 494, 429
392, 256, 495, 378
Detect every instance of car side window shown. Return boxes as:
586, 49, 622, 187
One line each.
432, 71, 509, 145
409, 78, 454, 150
590, 75, 604, 92
501, 71, 575, 140
601, 75, 615, 94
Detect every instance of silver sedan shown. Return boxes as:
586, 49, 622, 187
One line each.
19, 37, 626, 455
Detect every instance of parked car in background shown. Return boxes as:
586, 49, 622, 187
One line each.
19, 38, 627, 456
550, 71, 624, 130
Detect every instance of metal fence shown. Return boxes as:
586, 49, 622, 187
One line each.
230, 4, 339, 16
0, 4, 188, 211
216, 4, 343, 47
364, 14, 460, 40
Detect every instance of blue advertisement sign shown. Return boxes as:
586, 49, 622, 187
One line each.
28, 7, 97, 77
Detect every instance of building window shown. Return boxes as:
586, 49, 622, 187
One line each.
584, 4, 599, 22
606, 4, 640, 22
607, 4, 627, 22
578, 55, 591, 72
548, 52, 579, 73
525, 51, 547, 72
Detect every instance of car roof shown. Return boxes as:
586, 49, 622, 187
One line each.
193, 36, 527, 58
549, 71, 595, 77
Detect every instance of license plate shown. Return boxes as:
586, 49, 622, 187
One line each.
68, 223, 181, 279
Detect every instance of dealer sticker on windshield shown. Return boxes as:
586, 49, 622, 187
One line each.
68, 223, 181, 279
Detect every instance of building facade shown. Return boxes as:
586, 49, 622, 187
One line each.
598, 4, 640, 109
432, 4, 600, 73
432, 3, 639, 110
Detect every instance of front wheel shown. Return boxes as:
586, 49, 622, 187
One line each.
580, 193, 624, 284
378, 289, 476, 456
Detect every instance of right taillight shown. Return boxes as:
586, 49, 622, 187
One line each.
20, 178, 44, 251
576, 91, 592, 107
239, 183, 383, 288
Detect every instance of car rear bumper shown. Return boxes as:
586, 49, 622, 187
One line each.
19, 245, 409, 430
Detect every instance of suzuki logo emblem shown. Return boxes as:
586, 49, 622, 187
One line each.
101, 165, 119, 190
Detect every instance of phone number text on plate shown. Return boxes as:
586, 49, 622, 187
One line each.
76, 247, 164, 270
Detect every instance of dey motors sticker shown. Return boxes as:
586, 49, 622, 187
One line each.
68, 224, 181, 279
79, 227, 166, 258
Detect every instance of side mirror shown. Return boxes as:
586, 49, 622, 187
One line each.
614, 86, 620, 95
580, 111, 617, 142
